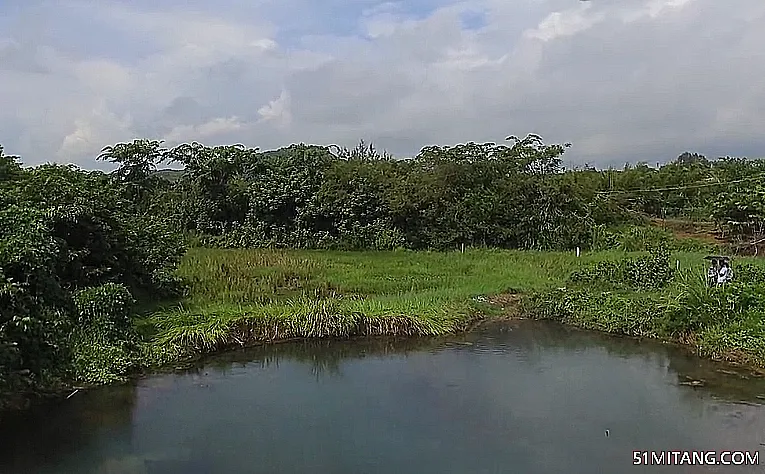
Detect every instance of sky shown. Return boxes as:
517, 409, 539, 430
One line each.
1, 0, 764, 169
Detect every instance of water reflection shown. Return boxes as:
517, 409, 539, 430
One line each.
196, 320, 765, 407
192, 336, 450, 379
1, 320, 764, 474
0, 382, 137, 473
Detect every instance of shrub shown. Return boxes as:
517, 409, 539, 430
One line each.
1, 163, 186, 397
70, 283, 139, 384
734, 262, 765, 285
74, 283, 135, 334
569, 247, 674, 290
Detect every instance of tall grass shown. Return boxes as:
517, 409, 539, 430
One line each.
141, 247, 765, 370
142, 248, 611, 360
177, 247, 632, 301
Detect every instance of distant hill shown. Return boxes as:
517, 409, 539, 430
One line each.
153, 168, 185, 182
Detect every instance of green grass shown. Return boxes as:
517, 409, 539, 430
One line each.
141, 248, 602, 357
523, 253, 765, 368
138, 247, 765, 370
173, 247, 640, 305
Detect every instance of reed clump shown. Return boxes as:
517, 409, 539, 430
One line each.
143, 295, 479, 359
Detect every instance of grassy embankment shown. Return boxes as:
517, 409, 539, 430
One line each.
139, 247, 572, 363
140, 247, 765, 370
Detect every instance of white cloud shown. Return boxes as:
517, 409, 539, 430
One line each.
0, 0, 764, 168
258, 89, 292, 127
163, 117, 250, 145
618, 0, 695, 22
58, 102, 133, 159
524, 7, 604, 42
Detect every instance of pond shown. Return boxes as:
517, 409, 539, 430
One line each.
1, 320, 764, 473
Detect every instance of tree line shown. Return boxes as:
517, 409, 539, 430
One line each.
97, 135, 765, 250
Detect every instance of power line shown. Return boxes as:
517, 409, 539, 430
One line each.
594, 173, 765, 195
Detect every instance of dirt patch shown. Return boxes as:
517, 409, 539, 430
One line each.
650, 218, 725, 244
483, 293, 524, 319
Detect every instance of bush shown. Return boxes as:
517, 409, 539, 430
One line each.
657, 276, 765, 338
734, 262, 765, 285
0, 163, 186, 398
591, 225, 715, 253
74, 283, 135, 334
523, 288, 661, 337
70, 284, 139, 384
70, 338, 137, 385
569, 247, 675, 290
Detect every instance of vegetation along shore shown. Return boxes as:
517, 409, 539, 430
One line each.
2, 135, 764, 411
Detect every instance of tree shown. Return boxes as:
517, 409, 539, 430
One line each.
97, 139, 169, 208
166, 142, 259, 233
674, 151, 708, 166
505, 133, 571, 175
98, 139, 167, 184
0, 145, 22, 184
1, 156, 186, 397
329, 139, 392, 161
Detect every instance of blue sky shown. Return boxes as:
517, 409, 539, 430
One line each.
1, 0, 764, 168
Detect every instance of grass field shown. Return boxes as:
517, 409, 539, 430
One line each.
137, 248, 762, 366
172, 247, 717, 306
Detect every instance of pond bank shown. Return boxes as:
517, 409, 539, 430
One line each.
4, 247, 765, 414
3, 288, 763, 416
518, 287, 765, 375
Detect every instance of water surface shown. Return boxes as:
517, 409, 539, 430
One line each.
2, 320, 765, 473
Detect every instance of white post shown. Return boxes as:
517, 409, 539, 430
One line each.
676, 260, 680, 270
461, 243, 465, 253
576, 247, 580, 257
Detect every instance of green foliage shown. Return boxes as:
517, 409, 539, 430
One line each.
164, 142, 259, 233
569, 247, 675, 290
613, 226, 673, 251
0, 205, 70, 393
591, 225, 715, 252
98, 139, 167, 184
734, 262, 765, 284
526, 253, 765, 367
74, 283, 135, 333
0, 145, 22, 185
659, 267, 765, 336
69, 340, 137, 385
135, 135, 598, 251
525, 288, 662, 337
86, 135, 765, 253
0, 156, 185, 399
712, 181, 765, 239
69, 283, 140, 384
4, 132, 765, 403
